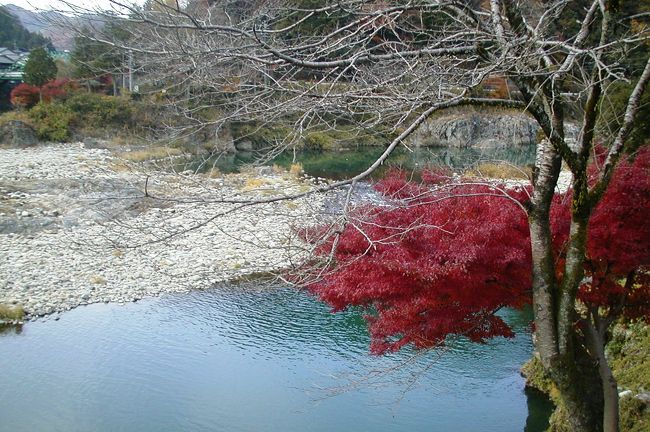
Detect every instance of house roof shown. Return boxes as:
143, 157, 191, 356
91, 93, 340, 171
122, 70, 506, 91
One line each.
0, 48, 28, 66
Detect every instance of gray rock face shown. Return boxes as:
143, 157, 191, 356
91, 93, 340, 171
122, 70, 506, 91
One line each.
408, 112, 540, 148
235, 139, 254, 152
0, 120, 38, 147
186, 124, 236, 153
215, 127, 236, 153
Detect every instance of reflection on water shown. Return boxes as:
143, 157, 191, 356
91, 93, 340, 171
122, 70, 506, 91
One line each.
0, 323, 22, 335
525, 388, 555, 432
0, 287, 551, 432
179, 146, 536, 180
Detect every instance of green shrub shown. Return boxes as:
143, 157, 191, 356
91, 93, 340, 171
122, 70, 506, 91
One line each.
66, 92, 133, 126
304, 131, 336, 150
28, 101, 74, 142
231, 122, 293, 147
620, 396, 649, 432
0, 304, 24, 321
18, 91, 146, 142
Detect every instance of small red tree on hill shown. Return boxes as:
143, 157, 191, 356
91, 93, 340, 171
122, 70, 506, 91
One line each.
10, 83, 40, 109
41, 78, 77, 103
305, 145, 650, 382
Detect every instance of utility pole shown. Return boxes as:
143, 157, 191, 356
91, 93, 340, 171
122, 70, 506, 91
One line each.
128, 50, 133, 92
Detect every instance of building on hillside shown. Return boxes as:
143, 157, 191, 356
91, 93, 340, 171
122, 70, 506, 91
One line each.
0, 48, 28, 110
0, 47, 28, 81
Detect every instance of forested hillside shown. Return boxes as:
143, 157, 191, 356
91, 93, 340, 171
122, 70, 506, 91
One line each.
0, 6, 52, 50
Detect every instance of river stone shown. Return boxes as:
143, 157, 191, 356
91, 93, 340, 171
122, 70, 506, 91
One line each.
235, 139, 254, 151
82, 138, 111, 149
0, 121, 38, 147
636, 392, 650, 404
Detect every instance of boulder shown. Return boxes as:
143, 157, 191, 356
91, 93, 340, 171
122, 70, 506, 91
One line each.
636, 392, 650, 405
187, 124, 236, 153
235, 139, 254, 152
0, 120, 38, 147
82, 137, 111, 149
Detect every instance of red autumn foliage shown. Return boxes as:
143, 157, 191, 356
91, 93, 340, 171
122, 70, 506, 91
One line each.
41, 78, 77, 103
10, 83, 40, 109
554, 148, 650, 319
306, 147, 650, 354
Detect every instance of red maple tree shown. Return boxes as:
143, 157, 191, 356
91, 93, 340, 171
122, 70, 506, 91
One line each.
305, 147, 650, 355
10, 83, 40, 109
41, 78, 77, 103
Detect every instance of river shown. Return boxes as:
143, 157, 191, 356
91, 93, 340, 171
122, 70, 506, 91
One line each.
0, 146, 552, 431
180, 145, 537, 179
0, 286, 551, 432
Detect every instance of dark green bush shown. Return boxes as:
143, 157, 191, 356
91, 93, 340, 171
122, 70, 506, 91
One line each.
65, 92, 134, 126
17, 91, 146, 142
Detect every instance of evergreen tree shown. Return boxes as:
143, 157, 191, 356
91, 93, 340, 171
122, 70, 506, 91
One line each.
23, 48, 57, 87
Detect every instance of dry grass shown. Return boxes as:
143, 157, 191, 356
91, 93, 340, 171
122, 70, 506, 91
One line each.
108, 161, 134, 172
0, 110, 32, 127
118, 146, 184, 162
206, 167, 222, 178
289, 163, 303, 177
90, 275, 107, 285
242, 178, 270, 190
0, 304, 25, 321
465, 162, 532, 180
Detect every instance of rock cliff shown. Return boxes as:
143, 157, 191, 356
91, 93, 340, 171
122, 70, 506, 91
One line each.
408, 111, 540, 148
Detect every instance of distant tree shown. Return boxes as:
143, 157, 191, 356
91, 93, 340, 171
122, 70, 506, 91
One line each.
55, 58, 76, 79
23, 48, 57, 88
72, 23, 129, 94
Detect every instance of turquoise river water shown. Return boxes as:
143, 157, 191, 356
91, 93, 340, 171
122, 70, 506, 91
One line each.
0, 286, 552, 432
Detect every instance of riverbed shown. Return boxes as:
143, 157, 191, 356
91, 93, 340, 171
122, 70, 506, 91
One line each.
0, 144, 326, 318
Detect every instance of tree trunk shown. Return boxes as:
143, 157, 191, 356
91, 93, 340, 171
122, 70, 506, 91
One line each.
528, 142, 605, 432
585, 316, 620, 432
600, 360, 619, 432
552, 342, 604, 432
529, 140, 562, 363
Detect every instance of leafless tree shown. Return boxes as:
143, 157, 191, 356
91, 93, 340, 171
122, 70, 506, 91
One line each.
54, 1, 650, 431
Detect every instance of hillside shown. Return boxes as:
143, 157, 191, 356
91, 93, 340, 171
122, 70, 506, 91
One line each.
0, 5, 52, 50
2, 4, 101, 51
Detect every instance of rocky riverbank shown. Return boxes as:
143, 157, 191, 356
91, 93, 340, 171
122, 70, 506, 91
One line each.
0, 143, 327, 320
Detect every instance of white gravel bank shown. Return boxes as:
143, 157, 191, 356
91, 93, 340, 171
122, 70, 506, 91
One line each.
0, 144, 325, 319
